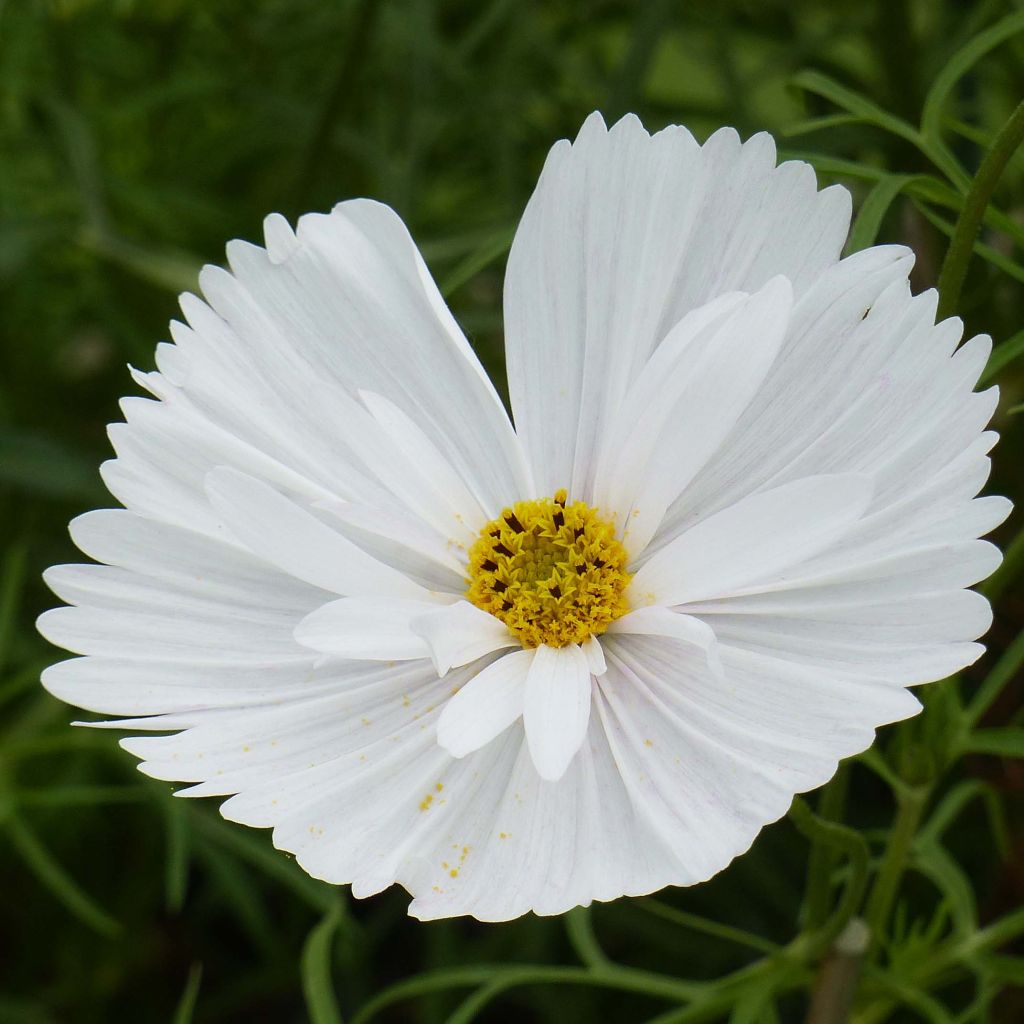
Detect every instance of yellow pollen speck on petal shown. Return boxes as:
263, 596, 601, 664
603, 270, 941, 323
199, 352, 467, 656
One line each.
450, 868, 459, 878
465, 488, 631, 648
419, 794, 434, 811
499, 832, 509, 839
435, 782, 444, 792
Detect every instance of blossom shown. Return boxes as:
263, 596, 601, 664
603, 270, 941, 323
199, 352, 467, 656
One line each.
38, 113, 1009, 922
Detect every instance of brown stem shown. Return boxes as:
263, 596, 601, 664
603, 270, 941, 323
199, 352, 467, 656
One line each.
806, 919, 871, 1024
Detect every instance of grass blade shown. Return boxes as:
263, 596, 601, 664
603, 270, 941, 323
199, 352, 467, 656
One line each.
302, 901, 346, 1024
172, 964, 203, 1024
6, 814, 120, 937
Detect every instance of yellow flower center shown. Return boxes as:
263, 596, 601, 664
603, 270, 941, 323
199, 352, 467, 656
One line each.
466, 489, 631, 649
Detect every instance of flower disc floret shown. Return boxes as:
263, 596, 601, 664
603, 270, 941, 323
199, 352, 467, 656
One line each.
466, 489, 631, 648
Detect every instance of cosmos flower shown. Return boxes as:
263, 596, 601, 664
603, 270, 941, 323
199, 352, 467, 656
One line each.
38, 113, 1008, 922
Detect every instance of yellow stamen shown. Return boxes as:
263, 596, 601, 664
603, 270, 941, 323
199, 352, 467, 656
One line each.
466, 489, 631, 648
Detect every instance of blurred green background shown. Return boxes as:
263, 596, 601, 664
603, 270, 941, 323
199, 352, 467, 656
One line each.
2, 1, 1023, 1022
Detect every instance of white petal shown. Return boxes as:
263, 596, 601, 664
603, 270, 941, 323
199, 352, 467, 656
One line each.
66, 509, 320, 609
407, 719, 685, 921
410, 601, 518, 676
313, 500, 467, 595
219, 200, 532, 512
36, 604, 307, 663
435, 650, 533, 758
504, 113, 849, 498
683, 540, 1002, 610
352, 390, 488, 543
125, 659, 453, 792
102, 390, 353, 539
588, 636, 920, 881
318, 498, 467, 581
705, 590, 992, 686
205, 467, 427, 599
102, 198, 532, 543
41, 656, 335, 716
294, 597, 444, 660
581, 636, 607, 676
607, 606, 722, 678
523, 644, 593, 781
596, 277, 792, 555
650, 250, 1000, 582
630, 474, 873, 607
319, 499, 464, 581
263, 212, 298, 264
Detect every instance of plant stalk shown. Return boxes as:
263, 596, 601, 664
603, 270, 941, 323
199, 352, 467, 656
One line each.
937, 96, 1024, 319
863, 787, 929, 949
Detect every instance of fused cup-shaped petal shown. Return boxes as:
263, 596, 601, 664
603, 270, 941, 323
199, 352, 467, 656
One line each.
38, 112, 1008, 923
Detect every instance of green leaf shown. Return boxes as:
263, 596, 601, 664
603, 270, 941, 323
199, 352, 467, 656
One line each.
349, 964, 703, 1024
188, 805, 335, 912
171, 964, 203, 1024
914, 199, 1024, 284
11, 784, 148, 808
921, 10, 1024, 145
565, 907, 611, 969
79, 228, 202, 294
979, 953, 1024, 984
913, 841, 977, 937
845, 174, 918, 253
791, 70, 922, 148
728, 987, 778, 1024
790, 70, 969, 189
936, 96, 1024, 318
982, 527, 1024, 605
917, 9, 1024, 205
980, 327, 1024, 383
163, 796, 190, 913
195, 840, 279, 957
440, 225, 514, 298
0, 543, 28, 679
635, 898, 779, 955
781, 112, 867, 139
302, 901, 346, 1024
919, 781, 991, 845
866, 970, 957, 1024
0, 430, 103, 501
963, 727, 1024, 758
6, 814, 120, 937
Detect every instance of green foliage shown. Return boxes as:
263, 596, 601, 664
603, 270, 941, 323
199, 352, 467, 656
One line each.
1, 1, 1023, 1022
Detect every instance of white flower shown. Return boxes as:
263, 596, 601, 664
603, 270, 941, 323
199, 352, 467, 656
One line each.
38, 113, 1009, 922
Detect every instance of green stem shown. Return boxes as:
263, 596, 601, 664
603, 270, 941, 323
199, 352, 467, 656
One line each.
852, 904, 1024, 1023
937, 97, 1024, 319
864, 787, 929, 949
635, 898, 780, 955
967, 905, 1024, 955
565, 907, 611, 969
350, 964, 705, 1024
789, 797, 870, 954
803, 766, 851, 931
641, 959, 812, 1024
